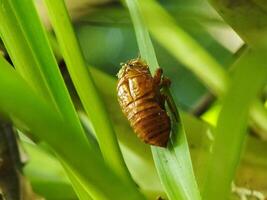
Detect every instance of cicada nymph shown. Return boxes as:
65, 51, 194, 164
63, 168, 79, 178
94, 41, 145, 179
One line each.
117, 58, 171, 147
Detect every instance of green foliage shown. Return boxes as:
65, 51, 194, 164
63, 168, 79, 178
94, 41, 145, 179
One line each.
202, 49, 267, 200
43, 0, 134, 185
125, 0, 201, 200
0, 0, 144, 199
0, 0, 266, 199
0, 56, 143, 200
22, 141, 77, 199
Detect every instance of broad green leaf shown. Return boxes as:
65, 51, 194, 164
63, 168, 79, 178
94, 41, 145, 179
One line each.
125, 0, 202, 199
202, 49, 267, 200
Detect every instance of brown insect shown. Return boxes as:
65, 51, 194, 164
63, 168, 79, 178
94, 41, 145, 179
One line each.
117, 58, 171, 147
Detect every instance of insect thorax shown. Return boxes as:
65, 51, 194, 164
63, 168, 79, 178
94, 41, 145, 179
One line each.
117, 58, 149, 79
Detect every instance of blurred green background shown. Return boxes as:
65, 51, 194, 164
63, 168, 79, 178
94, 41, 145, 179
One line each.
74, 0, 235, 111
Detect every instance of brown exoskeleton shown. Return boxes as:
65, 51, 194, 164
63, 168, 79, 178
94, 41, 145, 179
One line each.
117, 58, 171, 147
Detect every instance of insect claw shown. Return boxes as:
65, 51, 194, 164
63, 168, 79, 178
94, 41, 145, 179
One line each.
161, 77, 171, 88
153, 68, 163, 86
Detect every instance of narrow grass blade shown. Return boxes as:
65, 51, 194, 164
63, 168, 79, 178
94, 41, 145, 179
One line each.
2, 0, 89, 146
59, 160, 93, 200
137, 0, 267, 138
151, 119, 201, 200
0, 1, 103, 197
85, 66, 267, 200
202, 49, 267, 200
138, 0, 228, 96
0, 0, 50, 98
0, 56, 146, 200
43, 0, 136, 185
125, 0, 202, 199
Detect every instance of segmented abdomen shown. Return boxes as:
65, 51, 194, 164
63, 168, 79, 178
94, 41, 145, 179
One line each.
117, 74, 170, 147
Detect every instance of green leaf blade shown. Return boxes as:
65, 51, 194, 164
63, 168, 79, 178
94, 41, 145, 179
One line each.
6, 0, 87, 143
0, 56, 146, 200
42, 0, 143, 198
0, 0, 50, 98
152, 121, 201, 200
202, 49, 267, 200
125, 0, 202, 199
137, 0, 267, 138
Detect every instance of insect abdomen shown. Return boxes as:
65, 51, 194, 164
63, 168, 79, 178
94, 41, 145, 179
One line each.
130, 99, 170, 147
117, 75, 170, 147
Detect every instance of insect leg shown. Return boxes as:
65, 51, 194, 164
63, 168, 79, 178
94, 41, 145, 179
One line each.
158, 93, 167, 109
153, 68, 163, 86
160, 76, 171, 89
160, 77, 179, 121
